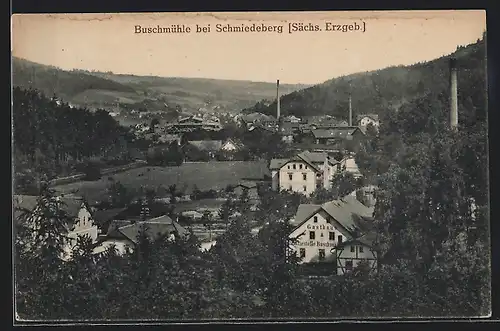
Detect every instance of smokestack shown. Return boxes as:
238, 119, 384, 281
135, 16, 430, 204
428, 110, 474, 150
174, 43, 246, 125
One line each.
348, 94, 352, 126
449, 58, 458, 130
276, 79, 280, 121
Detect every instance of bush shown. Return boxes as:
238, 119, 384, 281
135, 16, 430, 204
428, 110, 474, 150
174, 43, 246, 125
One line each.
83, 162, 102, 181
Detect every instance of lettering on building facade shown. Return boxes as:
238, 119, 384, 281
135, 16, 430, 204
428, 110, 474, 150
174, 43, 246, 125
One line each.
296, 240, 337, 248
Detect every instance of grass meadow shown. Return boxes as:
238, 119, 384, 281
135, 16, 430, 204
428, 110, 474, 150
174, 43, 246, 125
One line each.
53, 161, 270, 204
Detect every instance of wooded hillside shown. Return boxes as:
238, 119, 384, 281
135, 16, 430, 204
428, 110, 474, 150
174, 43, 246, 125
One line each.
243, 34, 486, 123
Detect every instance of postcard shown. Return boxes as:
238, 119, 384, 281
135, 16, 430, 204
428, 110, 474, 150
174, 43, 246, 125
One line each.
11, 10, 489, 323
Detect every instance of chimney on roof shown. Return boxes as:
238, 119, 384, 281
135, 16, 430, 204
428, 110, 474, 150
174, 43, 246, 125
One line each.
449, 57, 459, 130
276, 79, 280, 121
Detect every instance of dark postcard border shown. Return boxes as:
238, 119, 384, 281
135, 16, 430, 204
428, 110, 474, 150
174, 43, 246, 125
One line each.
9, 0, 500, 328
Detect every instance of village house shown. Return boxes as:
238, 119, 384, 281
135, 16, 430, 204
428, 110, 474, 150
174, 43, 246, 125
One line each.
278, 122, 300, 143
184, 140, 223, 159
13, 194, 101, 260
269, 150, 340, 196
180, 210, 204, 221
221, 138, 244, 152
339, 154, 363, 179
288, 195, 377, 275
95, 214, 188, 256
233, 181, 260, 205
311, 127, 364, 145
166, 115, 222, 133
247, 124, 277, 135
240, 112, 276, 128
157, 134, 182, 146
283, 115, 301, 123
220, 138, 247, 160
349, 185, 378, 207
310, 127, 365, 153
357, 114, 380, 129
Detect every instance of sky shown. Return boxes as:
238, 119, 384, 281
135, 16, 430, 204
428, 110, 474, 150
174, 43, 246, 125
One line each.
11, 11, 486, 85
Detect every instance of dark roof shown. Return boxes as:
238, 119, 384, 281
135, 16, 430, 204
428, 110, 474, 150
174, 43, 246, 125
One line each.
269, 151, 332, 172
242, 112, 275, 123
312, 127, 362, 139
269, 158, 289, 170
92, 208, 128, 224
336, 231, 377, 249
13, 194, 85, 218
235, 181, 258, 189
293, 204, 322, 225
57, 196, 86, 218
107, 214, 188, 244
291, 195, 374, 235
12, 194, 90, 229
248, 124, 276, 133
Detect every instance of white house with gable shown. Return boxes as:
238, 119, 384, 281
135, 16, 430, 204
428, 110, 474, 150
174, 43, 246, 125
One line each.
288, 195, 377, 275
269, 151, 340, 196
357, 114, 380, 129
13, 194, 101, 261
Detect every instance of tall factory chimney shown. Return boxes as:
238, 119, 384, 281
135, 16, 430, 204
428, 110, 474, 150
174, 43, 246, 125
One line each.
276, 79, 280, 121
449, 57, 459, 130
348, 94, 353, 126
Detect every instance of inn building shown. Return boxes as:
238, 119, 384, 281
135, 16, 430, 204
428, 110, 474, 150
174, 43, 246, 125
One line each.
288, 195, 377, 274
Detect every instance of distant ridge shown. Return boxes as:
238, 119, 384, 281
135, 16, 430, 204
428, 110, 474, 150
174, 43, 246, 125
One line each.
11, 56, 310, 115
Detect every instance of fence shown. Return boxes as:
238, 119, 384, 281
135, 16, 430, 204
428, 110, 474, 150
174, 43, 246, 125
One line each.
49, 160, 147, 186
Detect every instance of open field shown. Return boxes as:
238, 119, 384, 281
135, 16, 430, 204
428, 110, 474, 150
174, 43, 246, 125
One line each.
53, 161, 270, 204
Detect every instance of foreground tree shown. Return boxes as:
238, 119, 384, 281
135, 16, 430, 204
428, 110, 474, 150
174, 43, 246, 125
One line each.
15, 187, 72, 319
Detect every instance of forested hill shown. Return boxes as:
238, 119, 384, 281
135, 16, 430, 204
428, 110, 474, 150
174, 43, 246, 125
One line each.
11, 57, 308, 114
242, 35, 486, 121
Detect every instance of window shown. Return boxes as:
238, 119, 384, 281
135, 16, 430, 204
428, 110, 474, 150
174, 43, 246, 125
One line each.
303, 185, 307, 192
309, 231, 315, 240
313, 216, 318, 223
329, 232, 335, 240
287, 165, 290, 169
299, 164, 303, 169
338, 235, 343, 244
303, 173, 307, 180
319, 249, 326, 261
300, 248, 306, 258
289, 185, 293, 191
359, 246, 364, 253
350, 245, 355, 252
288, 173, 293, 180
293, 164, 296, 169
345, 260, 353, 271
